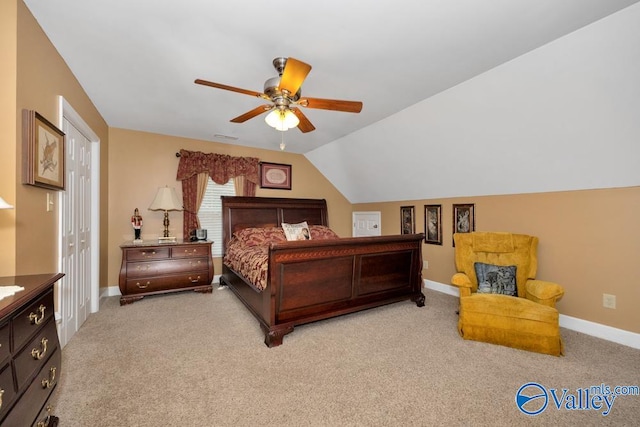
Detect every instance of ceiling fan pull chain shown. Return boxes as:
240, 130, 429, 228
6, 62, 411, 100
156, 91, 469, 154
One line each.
280, 131, 286, 151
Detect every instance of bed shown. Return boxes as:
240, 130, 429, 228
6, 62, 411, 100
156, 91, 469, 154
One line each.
219, 196, 425, 347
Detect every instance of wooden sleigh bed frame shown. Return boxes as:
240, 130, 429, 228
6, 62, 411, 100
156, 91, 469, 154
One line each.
219, 196, 425, 347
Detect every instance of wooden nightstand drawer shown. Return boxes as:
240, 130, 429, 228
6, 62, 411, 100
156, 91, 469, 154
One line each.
125, 272, 211, 294
126, 258, 209, 279
12, 290, 54, 351
172, 244, 211, 258
124, 247, 170, 261
14, 319, 58, 390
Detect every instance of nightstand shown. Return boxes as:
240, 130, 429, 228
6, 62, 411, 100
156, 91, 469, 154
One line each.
118, 240, 213, 305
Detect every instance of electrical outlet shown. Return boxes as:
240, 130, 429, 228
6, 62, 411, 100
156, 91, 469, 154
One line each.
423, 260, 428, 269
603, 293, 616, 309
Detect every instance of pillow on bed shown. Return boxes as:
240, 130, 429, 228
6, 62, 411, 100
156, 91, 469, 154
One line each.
233, 227, 286, 246
309, 225, 340, 240
282, 221, 311, 241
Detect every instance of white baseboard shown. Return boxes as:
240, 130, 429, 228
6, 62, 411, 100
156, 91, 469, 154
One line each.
100, 274, 222, 300
423, 279, 640, 350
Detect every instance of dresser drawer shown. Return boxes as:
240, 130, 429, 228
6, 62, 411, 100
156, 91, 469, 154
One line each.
125, 272, 211, 295
14, 319, 58, 390
0, 362, 17, 420
124, 247, 170, 261
0, 322, 9, 363
126, 258, 210, 279
2, 348, 60, 427
171, 245, 211, 258
12, 290, 55, 351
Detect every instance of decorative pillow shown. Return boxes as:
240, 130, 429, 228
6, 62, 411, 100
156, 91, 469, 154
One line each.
282, 221, 311, 241
234, 227, 286, 246
474, 262, 517, 296
309, 225, 340, 240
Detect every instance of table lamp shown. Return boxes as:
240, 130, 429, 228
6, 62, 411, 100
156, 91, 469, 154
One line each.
148, 186, 182, 243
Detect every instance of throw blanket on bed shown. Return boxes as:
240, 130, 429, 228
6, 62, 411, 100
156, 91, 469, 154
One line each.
223, 225, 340, 291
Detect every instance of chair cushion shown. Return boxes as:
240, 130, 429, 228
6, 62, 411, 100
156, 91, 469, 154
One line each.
474, 262, 517, 296
458, 294, 563, 356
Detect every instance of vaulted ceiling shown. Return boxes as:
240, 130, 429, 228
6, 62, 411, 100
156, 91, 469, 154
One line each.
24, 0, 638, 153
24, 1, 640, 202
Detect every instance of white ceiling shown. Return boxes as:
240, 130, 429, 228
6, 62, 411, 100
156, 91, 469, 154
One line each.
24, 0, 640, 154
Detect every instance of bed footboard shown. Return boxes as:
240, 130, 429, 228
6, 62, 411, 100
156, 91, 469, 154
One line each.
222, 234, 424, 347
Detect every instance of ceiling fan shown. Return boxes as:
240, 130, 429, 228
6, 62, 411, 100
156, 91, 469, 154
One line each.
195, 57, 363, 133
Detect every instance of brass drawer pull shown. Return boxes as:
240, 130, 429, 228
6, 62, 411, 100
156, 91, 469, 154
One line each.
136, 281, 151, 289
189, 276, 201, 283
29, 304, 47, 325
189, 260, 202, 266
32, 337, 49, 360
141, 250, 156, 256
42, 366, 57, 389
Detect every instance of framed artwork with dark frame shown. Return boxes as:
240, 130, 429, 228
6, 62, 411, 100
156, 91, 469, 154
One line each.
400, 206, 415, 234
260, 162, 292, 190
452, 203, 475, 246
22, 110, 66, 191
424, 204, 442, 245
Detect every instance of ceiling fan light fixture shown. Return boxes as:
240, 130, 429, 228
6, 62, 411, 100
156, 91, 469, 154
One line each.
265, 108, 299, 131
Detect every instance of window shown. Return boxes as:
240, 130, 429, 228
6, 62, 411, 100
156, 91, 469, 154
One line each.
197, 178, 235, 256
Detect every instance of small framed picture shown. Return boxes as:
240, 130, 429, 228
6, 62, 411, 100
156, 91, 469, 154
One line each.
260, 162, 292, 190
400, 206, 415, 234
424, 204, 442, 245
22, 110, 66, 191
452, 203, 475, 246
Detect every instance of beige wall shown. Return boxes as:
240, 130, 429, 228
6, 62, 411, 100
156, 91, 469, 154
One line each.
354, 186, 640, 333
5, 1, 110, 281
0, 0, 18, 276
107, 128, 351, 288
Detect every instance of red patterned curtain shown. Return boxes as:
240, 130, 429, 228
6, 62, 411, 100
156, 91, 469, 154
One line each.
176, 149, 260, 237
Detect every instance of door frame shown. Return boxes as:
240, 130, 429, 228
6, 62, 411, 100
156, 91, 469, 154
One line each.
57, 96, 100, 314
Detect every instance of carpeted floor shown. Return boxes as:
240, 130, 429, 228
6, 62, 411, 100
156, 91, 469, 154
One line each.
49, 287, 639, 426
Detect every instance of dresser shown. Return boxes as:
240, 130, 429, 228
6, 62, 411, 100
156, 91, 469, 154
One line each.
119, 240, 214, 305
0, 273, 64, 427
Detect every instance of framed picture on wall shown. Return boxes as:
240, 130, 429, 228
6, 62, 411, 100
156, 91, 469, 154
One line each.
260, 162, 292, 190
22, 110, 66, 191
452, 203, 475, 246
424, 204, 442, 245
400, 206, 415, 234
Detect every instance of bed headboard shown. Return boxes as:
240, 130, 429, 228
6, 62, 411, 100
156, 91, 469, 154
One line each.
221, 196, 329, 251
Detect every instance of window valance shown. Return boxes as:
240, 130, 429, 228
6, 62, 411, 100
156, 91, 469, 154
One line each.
176, 149, 260, 185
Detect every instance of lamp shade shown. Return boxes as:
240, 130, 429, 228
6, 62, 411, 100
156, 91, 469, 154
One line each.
0, 196, 14, 210
148, 187, 182, 211
265, 109, 300, 131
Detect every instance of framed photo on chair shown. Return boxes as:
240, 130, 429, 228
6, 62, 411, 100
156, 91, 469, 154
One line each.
452, 203, 475, 246
424, 204, 442, 245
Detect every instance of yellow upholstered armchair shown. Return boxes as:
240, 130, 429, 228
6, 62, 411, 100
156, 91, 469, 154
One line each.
451, 232, 565, 356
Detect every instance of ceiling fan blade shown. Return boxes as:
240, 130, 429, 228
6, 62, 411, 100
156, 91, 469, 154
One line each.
298, 97, 363, 113
278, 58, 312, 96
230, 105, 273, 123
195, 79, 267, 99
291, 108, 316, 133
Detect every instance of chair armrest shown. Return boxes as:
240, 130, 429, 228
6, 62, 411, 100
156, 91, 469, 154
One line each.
451, 273, 473, 298
525, 279, 564, 308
